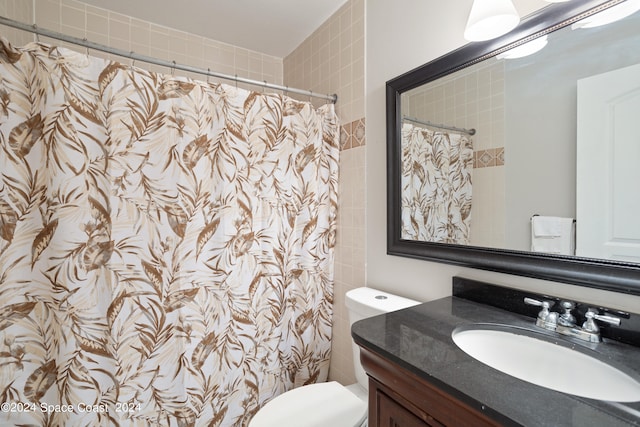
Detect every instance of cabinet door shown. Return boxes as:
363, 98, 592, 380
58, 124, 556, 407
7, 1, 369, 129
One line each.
376, 389, 440, 427
361, 346, 504, 427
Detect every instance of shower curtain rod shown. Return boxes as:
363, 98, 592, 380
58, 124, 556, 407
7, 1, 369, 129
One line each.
0, 15, 338, 104
403, 115, 476, 136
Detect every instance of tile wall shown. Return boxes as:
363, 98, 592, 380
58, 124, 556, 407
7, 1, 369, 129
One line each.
404, 58, 505, 153
0, 0, 32, 45
1, 0, 282, 86
284, 0, 366, 385
283, 0, 364, 124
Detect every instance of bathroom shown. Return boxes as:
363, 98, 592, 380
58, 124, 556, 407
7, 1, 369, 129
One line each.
1, 0, 639, 425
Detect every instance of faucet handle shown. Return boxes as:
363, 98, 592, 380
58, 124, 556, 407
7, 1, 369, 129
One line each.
524, 297, 554, 319
524, 297, 554, 309
558, 301, 576, 326
582, 308, 621, 333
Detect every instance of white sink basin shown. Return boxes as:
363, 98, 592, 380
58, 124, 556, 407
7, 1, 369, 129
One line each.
452, 325, 640, 402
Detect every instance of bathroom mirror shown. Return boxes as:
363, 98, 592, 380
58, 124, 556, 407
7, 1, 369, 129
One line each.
387, 0, 640, 294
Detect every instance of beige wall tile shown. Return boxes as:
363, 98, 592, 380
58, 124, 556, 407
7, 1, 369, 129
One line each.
60, 5, 84, 32
0, 0, 34, 45
1, 0, 279, 86
330, 145, 366, 385
284, 0, 363, 123
87, 11, 108, 36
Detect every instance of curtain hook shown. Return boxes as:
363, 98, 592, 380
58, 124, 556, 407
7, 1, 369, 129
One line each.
171, 60, 176, 76
83, 38, 89, 58
33, 24, 40, 43
263, 81, 267, 94
308, 90, 313, 103
234, 74, 238, 88
284, 86, 289, 97
206, 68, 210, 84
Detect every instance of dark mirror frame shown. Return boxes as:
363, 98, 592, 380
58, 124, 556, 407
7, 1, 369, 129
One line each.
386, 0, 640, 295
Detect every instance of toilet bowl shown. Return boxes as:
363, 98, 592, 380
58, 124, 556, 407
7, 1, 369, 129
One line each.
249, 287, 420, 427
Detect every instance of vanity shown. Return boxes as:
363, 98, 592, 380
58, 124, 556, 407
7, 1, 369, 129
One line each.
352, 278, 640, 426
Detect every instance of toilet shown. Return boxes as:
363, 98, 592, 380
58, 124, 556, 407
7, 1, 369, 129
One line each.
249, 287, 420, 427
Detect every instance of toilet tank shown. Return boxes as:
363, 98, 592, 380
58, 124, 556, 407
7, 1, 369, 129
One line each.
345, 287, 420, 390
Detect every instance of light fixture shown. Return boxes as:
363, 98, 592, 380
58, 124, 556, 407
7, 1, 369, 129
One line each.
572, 0, 640, 29
464, 0, 520, 42
496, 35, 549, 59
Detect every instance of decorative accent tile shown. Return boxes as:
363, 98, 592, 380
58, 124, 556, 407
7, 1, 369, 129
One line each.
496, 147, 505, 166
340, 122, 351, 150
340, 117, 365, 151
352, 118, 365, 147
474, 147, 504, 169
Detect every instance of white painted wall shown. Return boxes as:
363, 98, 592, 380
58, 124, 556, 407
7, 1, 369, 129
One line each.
365, 0, 640, 312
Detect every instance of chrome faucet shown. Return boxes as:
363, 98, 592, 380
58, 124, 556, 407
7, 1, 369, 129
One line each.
524, 297, 621, 343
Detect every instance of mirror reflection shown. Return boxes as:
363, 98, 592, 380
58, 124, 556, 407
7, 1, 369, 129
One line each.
400, 3, 640, 263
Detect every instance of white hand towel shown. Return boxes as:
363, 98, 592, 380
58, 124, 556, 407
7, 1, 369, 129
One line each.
532, 215, 563, 237
531, 216, 575, 255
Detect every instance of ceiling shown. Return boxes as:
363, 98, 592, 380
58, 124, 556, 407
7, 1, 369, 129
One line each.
78, 0, 349, 58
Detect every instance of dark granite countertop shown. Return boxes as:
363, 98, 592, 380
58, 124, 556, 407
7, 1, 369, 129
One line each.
352, 295, 640, 426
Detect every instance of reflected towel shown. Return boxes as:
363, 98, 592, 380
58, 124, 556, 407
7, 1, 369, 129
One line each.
532, 216, 563, 236
531, 216, 575, 255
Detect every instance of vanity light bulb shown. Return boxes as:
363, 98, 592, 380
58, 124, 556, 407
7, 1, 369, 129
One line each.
464, 0, 521, 42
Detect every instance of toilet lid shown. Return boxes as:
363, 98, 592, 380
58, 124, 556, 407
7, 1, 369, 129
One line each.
249, 381, 367, 427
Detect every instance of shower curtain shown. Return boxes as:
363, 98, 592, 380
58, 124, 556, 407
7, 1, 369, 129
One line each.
0, 38, 338, 426
401, 122, 473, 244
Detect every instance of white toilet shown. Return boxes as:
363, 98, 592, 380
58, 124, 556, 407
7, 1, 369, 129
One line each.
249, 287, 420, 427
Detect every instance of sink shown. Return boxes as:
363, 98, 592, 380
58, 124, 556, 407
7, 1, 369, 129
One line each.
452, 324, 640, 402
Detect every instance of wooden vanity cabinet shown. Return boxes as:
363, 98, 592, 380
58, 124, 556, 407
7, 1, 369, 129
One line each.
360, 346, 503, 427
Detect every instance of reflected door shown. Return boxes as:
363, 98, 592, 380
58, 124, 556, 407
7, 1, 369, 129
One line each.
577, 63, 640, 262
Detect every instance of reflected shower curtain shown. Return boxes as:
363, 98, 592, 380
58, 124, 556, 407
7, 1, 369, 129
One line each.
401, 123, 473, 244
0, 38, 338, 426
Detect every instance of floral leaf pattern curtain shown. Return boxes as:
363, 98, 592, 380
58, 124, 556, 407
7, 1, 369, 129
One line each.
400, 123, 473, 244
0, 38, 339, 426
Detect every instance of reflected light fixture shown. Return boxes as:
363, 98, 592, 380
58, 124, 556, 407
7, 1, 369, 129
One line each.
496, 35, 549, 59
464, 0, 520, 42
572, 0, 640, 29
